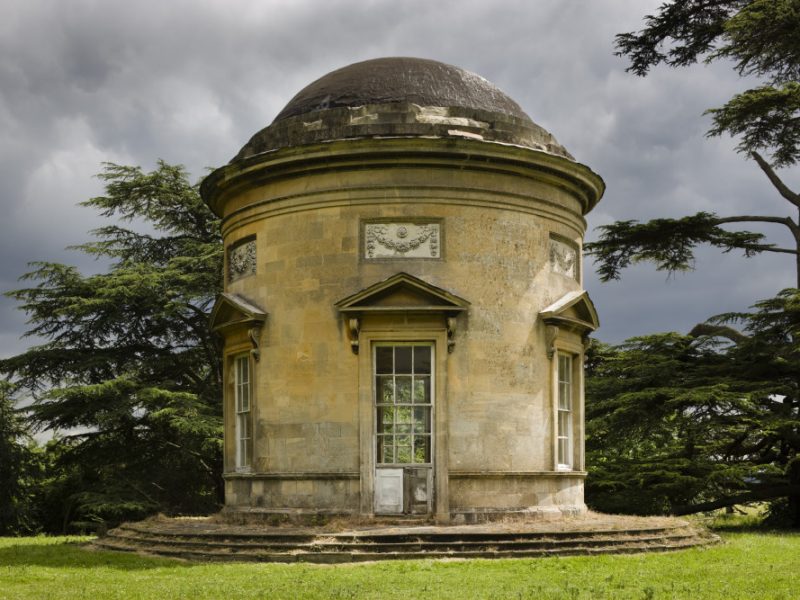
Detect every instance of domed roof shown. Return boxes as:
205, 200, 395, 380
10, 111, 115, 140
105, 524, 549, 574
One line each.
234, 57, 572, 161
273, 57, 530, 123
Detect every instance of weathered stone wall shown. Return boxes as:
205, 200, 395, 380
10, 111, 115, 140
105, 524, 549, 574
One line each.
212, 136, 601, 517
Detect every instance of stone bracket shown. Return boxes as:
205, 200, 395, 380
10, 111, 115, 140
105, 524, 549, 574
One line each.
249, 326, 262, 362
545, 325, 559, 360
348, 318, 360, 354
446, 317, 457, 353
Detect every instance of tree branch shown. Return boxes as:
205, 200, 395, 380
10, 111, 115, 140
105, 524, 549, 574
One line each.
715, 214, 800, 241
751, 151, 800, 209
672, 484, 800, 515
715, 214, 796, 227
759, 247, 799, 255
688, 323, 747, 343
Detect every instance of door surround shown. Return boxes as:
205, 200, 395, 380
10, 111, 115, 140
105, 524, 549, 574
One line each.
357, 328, 449, 521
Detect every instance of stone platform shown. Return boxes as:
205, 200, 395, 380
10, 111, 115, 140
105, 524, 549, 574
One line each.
92, 513, 718, 563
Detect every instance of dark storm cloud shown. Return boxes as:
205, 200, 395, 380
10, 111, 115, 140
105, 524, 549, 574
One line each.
0, 0, 795, 357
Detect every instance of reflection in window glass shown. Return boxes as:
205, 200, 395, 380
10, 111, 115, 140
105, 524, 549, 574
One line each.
396, 376, 412, 403
413, 407, 431, 433
374, 344, 433, 465
376, 375, 394, 404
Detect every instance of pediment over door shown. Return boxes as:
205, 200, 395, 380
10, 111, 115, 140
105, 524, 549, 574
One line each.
210, 293, 267, 359
335, 272, 469, 353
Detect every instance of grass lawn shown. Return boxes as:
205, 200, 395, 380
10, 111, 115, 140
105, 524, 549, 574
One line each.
0, 529, 797, 600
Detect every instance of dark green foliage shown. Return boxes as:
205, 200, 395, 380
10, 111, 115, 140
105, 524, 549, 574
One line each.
586, 290, 800, 523
616, 0, 800, 166
0, 382, 45, 535
584, 212, 768, 282
1, 162, 224, 531
596, 1, 800, 284
594, 0, 800, 514
707, 83, 800, 169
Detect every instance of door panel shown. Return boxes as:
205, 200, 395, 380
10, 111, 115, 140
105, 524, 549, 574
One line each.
374, 468, 403, 514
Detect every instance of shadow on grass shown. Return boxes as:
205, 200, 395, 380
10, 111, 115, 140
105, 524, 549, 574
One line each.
711, 523, 800, 535
0, 539, 193, 570
706, 513, 800, 535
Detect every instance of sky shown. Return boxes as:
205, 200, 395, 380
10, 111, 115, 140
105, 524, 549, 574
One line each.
1, 0, 797, 359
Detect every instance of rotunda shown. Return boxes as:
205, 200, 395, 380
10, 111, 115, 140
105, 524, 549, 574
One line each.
201, 57, 604, 522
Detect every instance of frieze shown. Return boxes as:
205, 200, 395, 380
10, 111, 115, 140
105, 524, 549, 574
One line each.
364, 222, 440, 259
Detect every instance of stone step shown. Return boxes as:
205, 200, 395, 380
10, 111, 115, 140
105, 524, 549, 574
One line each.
114, 523, 319, 544
93, 518, 718, 563
104, 529, 697, 553
114, 522, 689, 544
92, 535, 711, 563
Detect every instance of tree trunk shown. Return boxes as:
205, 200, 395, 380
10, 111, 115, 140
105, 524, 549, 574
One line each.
789, 459, 800, 527
792, 208, 800, 289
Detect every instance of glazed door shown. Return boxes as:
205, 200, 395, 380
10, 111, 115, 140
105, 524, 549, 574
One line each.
373, 343, 434, 515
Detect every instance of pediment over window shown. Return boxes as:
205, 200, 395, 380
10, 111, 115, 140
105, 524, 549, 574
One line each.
210, 293, 267, 333
335, 272, 469, 315
539, 290, 599, 334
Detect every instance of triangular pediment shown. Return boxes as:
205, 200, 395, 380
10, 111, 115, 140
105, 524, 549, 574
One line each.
539, 290, 599, 333
335, 272, 469, 314
210, 293, 267, 332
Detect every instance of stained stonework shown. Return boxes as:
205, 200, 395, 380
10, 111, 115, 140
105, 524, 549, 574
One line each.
201, 57, 604, 523
549, 236, 578, 280
228, 239, 256, 281
364, 222, 440, 259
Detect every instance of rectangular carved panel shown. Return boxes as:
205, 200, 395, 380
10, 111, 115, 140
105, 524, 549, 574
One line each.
549, 235, 578, 280
228, 238, 256, 281
364, 222, 441, 259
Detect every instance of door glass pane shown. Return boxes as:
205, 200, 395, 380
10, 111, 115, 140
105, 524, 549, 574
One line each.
378, 435, 394, 464
376, 376, 394, 404
395, 346, 413, 374
377, 407, 394, 433
413, 435, 431, 463
413, 407, 431, 433
413, 376, 430, 404
396, 436, 412, 463
395, 376, 412, 403
376, 346, 394, 374
375, 344, 433, 466
413, 346, 431, 374
395, 406, 414, 433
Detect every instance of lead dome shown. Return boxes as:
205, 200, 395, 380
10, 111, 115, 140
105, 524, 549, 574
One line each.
232, 57, 573, 161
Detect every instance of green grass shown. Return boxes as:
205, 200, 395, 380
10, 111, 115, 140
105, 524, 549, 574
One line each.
0, 531, 798, 600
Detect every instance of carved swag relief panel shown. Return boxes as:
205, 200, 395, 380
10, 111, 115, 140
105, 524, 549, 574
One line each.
364, 222, 441, 259
549, 236, 578, 280
228, 238, 257, 281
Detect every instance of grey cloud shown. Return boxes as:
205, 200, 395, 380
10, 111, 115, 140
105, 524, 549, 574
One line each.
0, 0, 794, 354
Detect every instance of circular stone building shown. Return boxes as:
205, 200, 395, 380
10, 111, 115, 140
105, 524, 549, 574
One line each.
201, 57, 604, 523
